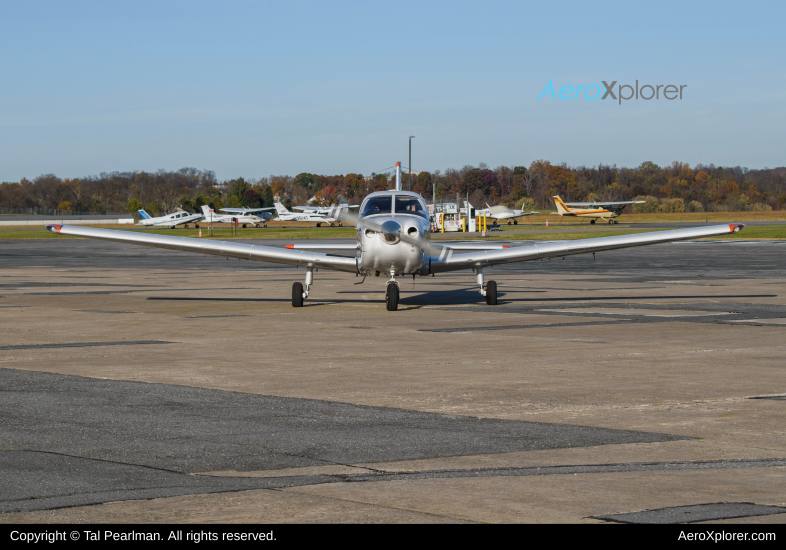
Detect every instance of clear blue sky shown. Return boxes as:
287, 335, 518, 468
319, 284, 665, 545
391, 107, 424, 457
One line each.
1, 0, 784, 181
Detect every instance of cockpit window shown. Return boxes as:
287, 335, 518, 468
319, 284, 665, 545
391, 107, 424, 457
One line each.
360, 196, 392, 217
394, 196, 428, 218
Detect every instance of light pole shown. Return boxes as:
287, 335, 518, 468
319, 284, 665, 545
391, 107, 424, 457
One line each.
408, 136, 415, 191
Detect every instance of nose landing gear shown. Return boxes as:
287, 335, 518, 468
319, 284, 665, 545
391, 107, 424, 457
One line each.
385, 270, 399, 311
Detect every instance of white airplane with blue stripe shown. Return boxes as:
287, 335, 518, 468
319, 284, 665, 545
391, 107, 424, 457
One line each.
137, 209, 204, 228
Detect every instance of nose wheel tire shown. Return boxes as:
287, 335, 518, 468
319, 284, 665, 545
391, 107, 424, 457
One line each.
292, 282, 304, 307
486, 280, 497, 305
386, 284, 399, 311
590, 219, 595, 224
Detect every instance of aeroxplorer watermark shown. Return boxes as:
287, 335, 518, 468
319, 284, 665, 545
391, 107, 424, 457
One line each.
538, 80, 687, 104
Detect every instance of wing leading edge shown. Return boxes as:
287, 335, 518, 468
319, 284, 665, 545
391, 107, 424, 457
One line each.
430, 224, 744, 273
46, 225, 358, 273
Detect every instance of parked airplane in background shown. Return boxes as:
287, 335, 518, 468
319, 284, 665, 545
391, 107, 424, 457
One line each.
200, 205, 273, 228
49, 162, 745, 311
552, 195, 645, 224
273, 202, 338, 226
137, 209, 204, 229
476, 203, 540, 225
293, 204, 359, 226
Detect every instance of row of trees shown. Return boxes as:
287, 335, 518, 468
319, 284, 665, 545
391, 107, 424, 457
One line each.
2, 162, 785, 215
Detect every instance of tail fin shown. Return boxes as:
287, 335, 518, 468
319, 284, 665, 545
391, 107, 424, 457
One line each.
200, 205, 213, 216
274, 202, 290, 215
138, 210, 151, 220
553, 196, 572, 215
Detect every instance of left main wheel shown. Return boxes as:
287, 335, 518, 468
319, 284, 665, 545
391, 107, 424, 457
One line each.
292, 282, 304, 307
486, 280, 498, 305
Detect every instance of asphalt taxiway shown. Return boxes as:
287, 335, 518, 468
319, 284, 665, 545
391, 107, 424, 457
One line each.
0, 235, 784, 523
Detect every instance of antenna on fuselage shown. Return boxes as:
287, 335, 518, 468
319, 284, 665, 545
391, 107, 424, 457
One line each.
395, 162, 402, 191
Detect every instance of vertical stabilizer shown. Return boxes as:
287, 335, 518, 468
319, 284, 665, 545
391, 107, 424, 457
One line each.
274, 202, 290, 215
138, 210, 151, 220
553, 196, 572, 215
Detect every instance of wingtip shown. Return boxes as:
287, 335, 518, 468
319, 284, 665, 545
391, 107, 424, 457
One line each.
729, 223, 745, 233
285, 244, 294, 249
46, 224, 62, 234
502, 245, 511, 248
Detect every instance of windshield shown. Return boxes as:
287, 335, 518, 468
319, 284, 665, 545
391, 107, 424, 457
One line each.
394, 196, 428, 218
360, 196, 392, 217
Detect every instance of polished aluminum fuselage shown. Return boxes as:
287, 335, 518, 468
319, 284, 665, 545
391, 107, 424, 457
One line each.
356, 191, 431, 276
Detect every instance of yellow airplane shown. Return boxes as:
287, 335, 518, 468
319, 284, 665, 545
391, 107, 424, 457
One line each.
552, 195, 644, 224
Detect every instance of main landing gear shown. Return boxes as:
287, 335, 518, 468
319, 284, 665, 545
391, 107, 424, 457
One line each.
476, 267, 497, 305
292, 268, 314, 307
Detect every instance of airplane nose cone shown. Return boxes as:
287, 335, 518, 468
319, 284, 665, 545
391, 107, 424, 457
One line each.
381, 221, 401, 244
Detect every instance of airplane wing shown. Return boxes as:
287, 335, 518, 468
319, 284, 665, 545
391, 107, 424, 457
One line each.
488, 211, 539, 220
219, 207, 275, 213
46, 225, 358, 273
429, 224, 744, 273
283, 243, 511, 251
285, 244, 359, 250
563, 200, 645, 206
293, 205, 358, 212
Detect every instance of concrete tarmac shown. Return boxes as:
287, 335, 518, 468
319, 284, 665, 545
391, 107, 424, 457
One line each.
0, 235, 785, 523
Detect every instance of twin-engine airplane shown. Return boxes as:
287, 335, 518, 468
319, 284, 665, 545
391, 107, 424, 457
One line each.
137, 209, 204, 229
552, 195, 645, 224
200, 205, 273, 227
48, 164, 744, 311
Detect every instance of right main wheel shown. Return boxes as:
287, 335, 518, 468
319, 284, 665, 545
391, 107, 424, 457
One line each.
386, 284, 399, 311
486, 280, 497, 305
292, 282, 304, 307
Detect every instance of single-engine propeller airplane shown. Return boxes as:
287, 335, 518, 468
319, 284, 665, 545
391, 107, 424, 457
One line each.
476, 203, 540, 225
47, 163, 744, 311
272, 202, 338, 226
200, 205, 274, 227
137, 209, 204, 229
552, 195, 645, 224
292, 203, 359, 226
